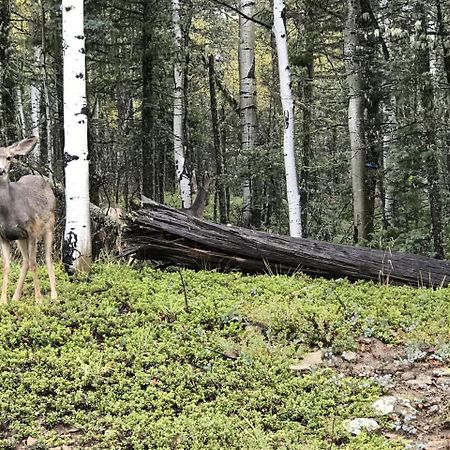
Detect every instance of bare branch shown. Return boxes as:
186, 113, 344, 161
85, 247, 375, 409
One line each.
208, 0, 271, 30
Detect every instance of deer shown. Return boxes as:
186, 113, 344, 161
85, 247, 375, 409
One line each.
0, 136, 57, 304
181, 172, 210, 218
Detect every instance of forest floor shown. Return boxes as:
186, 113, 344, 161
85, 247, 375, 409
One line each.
328, 338, 450, 450
0, 263, 449, 449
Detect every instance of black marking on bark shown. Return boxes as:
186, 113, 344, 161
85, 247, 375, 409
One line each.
65, 6, 73, 12
240, 105, 257, 111
80, 106, 89, 116
75, 35, 85, 40
247, 58, 256, 79
284, 111, 290, 129
64, 152, 80, 167
76, 72, 84, 79
62, 230, 78, 274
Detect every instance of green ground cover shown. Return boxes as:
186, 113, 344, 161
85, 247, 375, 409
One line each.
0, 264, 449, 449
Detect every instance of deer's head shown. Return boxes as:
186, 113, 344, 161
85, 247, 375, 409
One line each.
0, 137, 38, 178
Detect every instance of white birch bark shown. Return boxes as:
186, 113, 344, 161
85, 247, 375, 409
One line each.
16, 87, 27, 137
43, 78, 53, 180
380, 0, 395, 224
344, 0, 369, 243
31, 46, 41, 158
172, 0, 191, 208
62, 0, 92, 272
382, 98, 396, 224
273, 0, 302, 237
41, 0, 53, 179
239, 0, 257, 225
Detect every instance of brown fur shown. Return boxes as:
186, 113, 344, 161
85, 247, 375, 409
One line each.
181, 172, 210, 218
0, 137, 57, 304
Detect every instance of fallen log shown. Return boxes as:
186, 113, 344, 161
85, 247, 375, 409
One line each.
123, 202, 450, 288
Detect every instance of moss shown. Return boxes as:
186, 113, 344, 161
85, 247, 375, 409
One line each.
1, 263, 447, 448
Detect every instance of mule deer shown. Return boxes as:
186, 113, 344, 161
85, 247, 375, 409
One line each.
182, 172, 210, 218
0, 136, 57, 304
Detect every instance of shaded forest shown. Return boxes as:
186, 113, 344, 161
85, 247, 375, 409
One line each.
2, 0, 450, 259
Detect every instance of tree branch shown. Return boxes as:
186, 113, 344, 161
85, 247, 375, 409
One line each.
208, 0, 271, 30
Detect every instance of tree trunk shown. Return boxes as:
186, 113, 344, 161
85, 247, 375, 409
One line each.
16, 87, 27, 138
123, 203, 450, 288
382, 96, 396, 226
31, 46, 41, 156
417, 5, 445, 259
344, 0, 370, 244
0, 0, 16, 143
273, 0, 302, 237
436, 0, 450, 195
142, 0, 161, 202
62, 0, 92, 272
51, 1, 65, 181
297, 4, 314, 238
41, 1, 53, 180
239, 0, 257, 226
172, 0, 191, 208
208, 54, 228, 224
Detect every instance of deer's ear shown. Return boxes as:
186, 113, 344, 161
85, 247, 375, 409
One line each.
8, 136, 38, 156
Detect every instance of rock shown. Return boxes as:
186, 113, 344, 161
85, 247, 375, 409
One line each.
352, 363, 375, 376
372, 395, 417, 420
345, 418, 380, 435
327, 356, 340, 368
425, 439, 450, 450
62, 445, 72, 450
26, 437, 38, 447
383, 432, 403, 441
372, 396, 397, 415
342, 351, 358, 362
432, 367, 450, 377
394, 398, 417, 418
405, 374, 433, 388
427, 404, 440, 414
290, 350, 323, 372
400, 371, 416, 381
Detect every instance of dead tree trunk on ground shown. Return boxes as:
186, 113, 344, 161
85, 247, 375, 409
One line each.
123, 202, 450, 288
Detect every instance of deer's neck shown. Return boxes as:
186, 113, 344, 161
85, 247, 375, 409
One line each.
0, 176, 11, 199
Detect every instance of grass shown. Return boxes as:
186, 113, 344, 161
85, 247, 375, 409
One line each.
0, 263, 449, 449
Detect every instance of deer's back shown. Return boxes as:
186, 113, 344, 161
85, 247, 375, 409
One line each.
16, 175, 56, 211
0, 175, 56, 241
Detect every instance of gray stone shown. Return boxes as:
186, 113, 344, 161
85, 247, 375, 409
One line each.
345, 418, 380, 435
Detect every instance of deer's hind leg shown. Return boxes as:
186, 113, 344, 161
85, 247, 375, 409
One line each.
1, 240, 11, 304
44, 229, 57, 300
12, 239, 30, 301
27, 237, 43, 303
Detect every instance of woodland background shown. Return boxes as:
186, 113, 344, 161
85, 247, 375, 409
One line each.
2, 0, 450, 257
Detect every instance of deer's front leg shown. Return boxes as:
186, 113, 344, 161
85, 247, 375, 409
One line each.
1, 240, 11, 304
44, 229, 57, 300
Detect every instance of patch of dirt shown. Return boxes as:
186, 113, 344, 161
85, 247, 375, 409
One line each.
328, 337, 450, 449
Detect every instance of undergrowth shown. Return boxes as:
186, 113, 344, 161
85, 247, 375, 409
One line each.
0, 263, 448, 449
